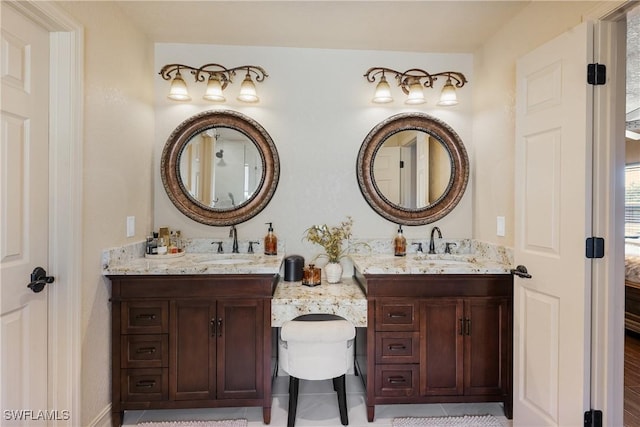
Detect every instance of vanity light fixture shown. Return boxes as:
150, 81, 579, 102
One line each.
364, 67, 467, 106
159, 63, 268, 103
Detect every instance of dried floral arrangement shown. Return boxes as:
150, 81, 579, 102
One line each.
303, 216, 356, 263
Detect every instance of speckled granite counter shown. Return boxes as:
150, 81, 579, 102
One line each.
103, 252, 284, 275
349, 253, 512, 275
272, 277, 367, 326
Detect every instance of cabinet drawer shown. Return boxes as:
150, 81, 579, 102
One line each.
121, 368, 168, 401
374, 364, 419, 397
121, 335, 168, 368
375, 332, 419, 364
376, 301, 418, 331
122, 301, 168, 334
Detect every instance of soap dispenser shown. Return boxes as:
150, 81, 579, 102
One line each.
394, 224, 407, 257
264, 222, 278, 255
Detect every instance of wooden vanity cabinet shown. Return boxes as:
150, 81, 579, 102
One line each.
109, 274, 277, 427
357, 273, 513, 422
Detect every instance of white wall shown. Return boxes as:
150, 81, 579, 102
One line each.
155, 44, 473, 262
57, 2, 155, 425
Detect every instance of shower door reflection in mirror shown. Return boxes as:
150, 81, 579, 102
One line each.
179, 128, 262, 210
373, 130, 451, 209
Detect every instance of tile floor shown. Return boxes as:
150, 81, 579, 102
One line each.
122, 375, 512, 427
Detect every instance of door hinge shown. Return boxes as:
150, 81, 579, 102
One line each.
587, 63, 606, 85
584, 409, 602, 427
586, 237, 605, 259
399, 160, 404, 168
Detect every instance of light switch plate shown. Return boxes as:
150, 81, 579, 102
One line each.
126, 216, 135, 237
496, 216, 505, 237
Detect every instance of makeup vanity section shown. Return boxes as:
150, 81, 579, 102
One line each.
104, 247, 513, 426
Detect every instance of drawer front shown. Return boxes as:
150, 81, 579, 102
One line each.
121, 335, 168, 369
376, 301, 419, 331
375, 364, 419, 397
122, 301, 168, 334
121, 368, 168, 401
375, 332, 419, 364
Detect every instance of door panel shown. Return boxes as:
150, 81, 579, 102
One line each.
217, 299, 263, 399
0, 4, 50, 423
170, 300, 215, 400
514, 22, 593, 426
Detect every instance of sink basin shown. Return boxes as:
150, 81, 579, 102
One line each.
198, 258, 254, 265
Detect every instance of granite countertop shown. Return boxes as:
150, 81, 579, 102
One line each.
272, 277, 367, 327
349, 253, 512, 275
103, 252, 284, 276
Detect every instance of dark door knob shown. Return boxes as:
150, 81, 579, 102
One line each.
27, 267, 55, 293
510, 265, 532, 279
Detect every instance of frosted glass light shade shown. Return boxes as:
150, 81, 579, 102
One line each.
405, 80, 426, 105
203, 75, 226, 102
372, 75, 393, 103
437, 78, 458, 106
167, 71, 191, 101
237, 73, 259, 103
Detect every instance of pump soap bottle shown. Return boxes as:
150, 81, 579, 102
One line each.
394, 224, 407, 257
264, 222, 278, 255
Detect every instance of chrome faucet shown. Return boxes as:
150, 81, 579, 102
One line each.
229, 225, 239, 253
429, 226, 442, 254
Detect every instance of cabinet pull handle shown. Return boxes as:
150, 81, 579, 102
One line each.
459, 318, 464, 335
388, 344, 406, 351
135, 313, 156, 320
136, 346, 156, 354
387, 376, 406, 384
211, 318, 216, 337
388, 312, 407, 318
135, 380, 156, 388
217, 318, 223, 337
465, 318, 471, 336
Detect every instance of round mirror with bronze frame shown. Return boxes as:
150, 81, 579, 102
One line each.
356, 112, 469, 225
161, 110, 279, 226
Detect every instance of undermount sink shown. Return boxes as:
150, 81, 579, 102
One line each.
199, 258, 254, 265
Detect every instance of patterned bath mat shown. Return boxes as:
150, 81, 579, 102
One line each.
392, 414, 503, 427
137, 420, 247, 427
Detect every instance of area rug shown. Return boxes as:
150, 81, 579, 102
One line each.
392, 414, 503, 427
137, 420, 247, 427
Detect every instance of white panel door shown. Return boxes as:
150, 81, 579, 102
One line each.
0, 4, 51, 425
373, 146, 401, 205
514, 22, 593, 426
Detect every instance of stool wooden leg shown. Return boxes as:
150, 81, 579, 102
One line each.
333, 375, 348, 425
288, 376, 299, 427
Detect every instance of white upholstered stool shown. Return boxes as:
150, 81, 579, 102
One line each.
278, 314, 356, 427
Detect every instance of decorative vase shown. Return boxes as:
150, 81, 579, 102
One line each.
324, 262, 343, 284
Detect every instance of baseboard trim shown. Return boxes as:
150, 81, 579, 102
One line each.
88, 404, 112, 427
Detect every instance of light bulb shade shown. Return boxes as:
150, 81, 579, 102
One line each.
405, 80, 426, 105
372, 75, 393, 103
437, 78, 458, 106
237, 73, 259, 103
203, 75, 226, 102
167, 71, 191, 101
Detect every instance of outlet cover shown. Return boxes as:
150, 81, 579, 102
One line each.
126, 216, 135, 237
496, 216, 505, 237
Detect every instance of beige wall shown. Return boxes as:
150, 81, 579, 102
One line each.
56, 2, 154, 425
472, 1, 598, 246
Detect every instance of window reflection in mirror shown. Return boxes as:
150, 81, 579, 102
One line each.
373, 130, 451, 209
179, 128, 262, 211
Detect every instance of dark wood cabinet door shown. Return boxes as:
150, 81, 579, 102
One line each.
464, 297, 509, 396
216, 298, 264, 400
170, 300, 216, 401
420, 299, 464, 396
